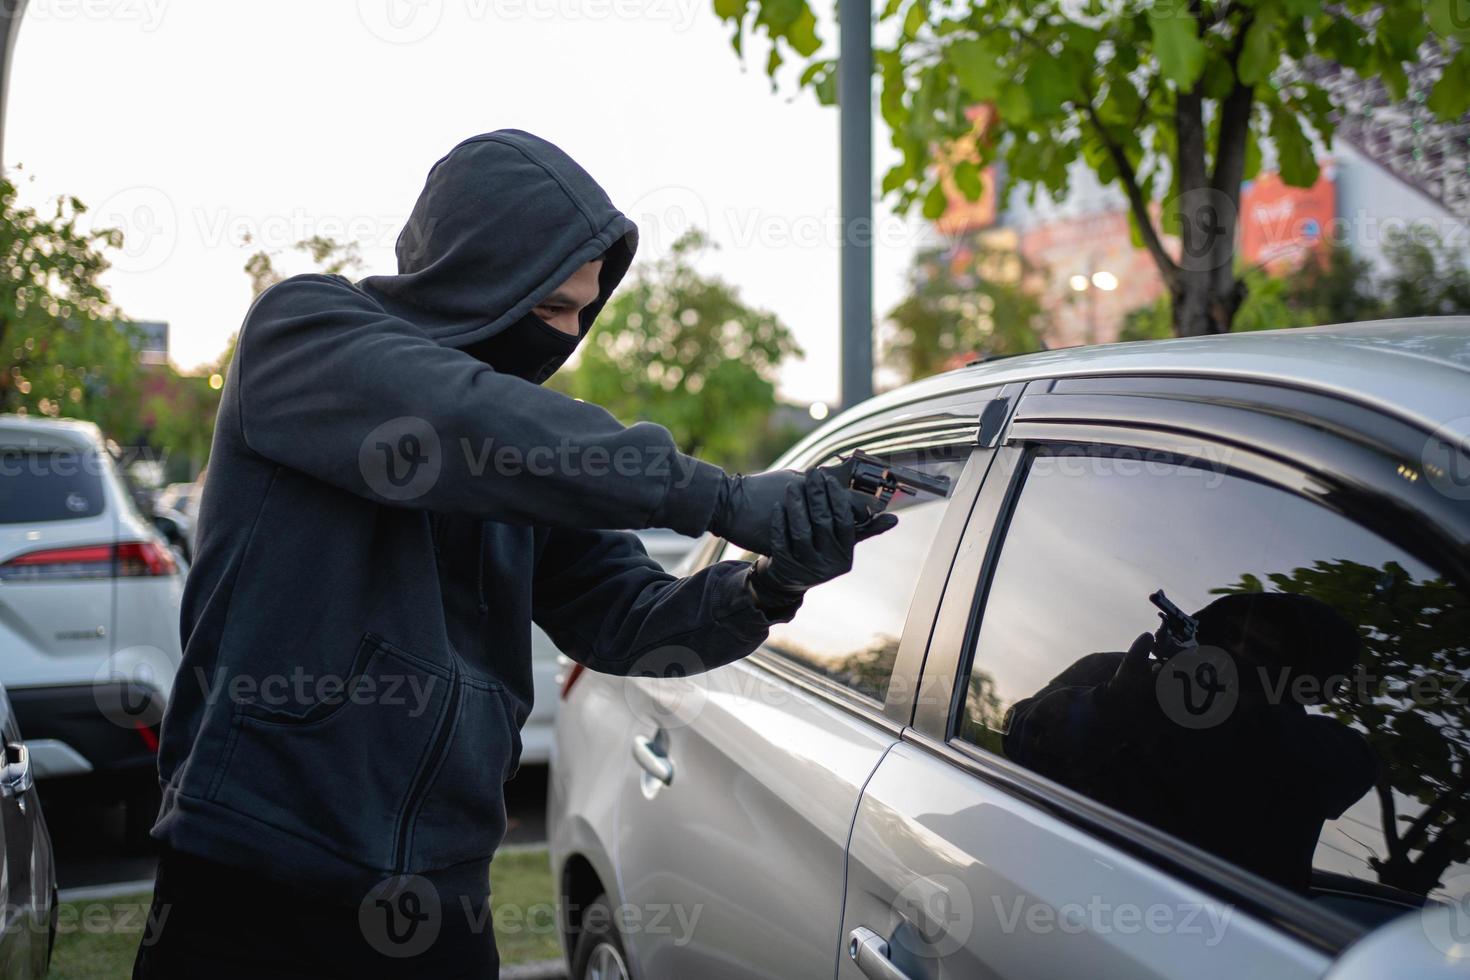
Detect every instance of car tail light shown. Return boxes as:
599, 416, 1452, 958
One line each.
0, 540, 177, 582
560, 663, 586, 700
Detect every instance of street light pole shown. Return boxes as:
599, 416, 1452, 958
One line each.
838, 0, 873, 411
0, 1, 28, 164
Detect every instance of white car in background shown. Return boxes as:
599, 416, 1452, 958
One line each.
0, 416, 184, 843
521, 528, 694, 767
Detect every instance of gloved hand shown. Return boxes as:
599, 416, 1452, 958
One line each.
814, 457, 903, 542
712, 459, 900, 555
709, 469, 806, 556
747, 470, 898, 610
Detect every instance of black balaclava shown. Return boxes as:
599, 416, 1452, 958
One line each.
360, 129, 638, 384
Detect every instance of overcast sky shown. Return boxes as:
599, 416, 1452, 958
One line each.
5, 0, 928, 404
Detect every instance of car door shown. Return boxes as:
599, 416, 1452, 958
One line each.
0, 683, 45, 979
839, 377, 1470, 979
612, 404, 996, 979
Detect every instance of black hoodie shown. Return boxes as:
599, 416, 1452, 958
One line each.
153, 131, 793, 906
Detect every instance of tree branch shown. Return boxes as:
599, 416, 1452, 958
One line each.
1081, 97, 1180, 291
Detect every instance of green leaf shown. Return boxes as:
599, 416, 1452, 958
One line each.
996, 82, 1032, 124
1318, 17, 1369, 71
713, 0, 745, 20
882, 163, 911, 194
1148, 3, 1206, 88
903, 0, 927, 39
879, 0, 903, 19
787, 6, 820, 55
1237, 8, 1279, 86
1269, 107, 1319, 187
756, 0, 801, 31
1023, 57, 1071, 116
921, 181, 949, 220
953, 159, 983, 200
1428, 0, 1470, 41
948, 37, 1005, 101
1427, 47, 1470, 121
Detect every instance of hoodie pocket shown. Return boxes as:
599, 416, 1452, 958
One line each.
210, 633, 451, 872
400, 672, 526, 871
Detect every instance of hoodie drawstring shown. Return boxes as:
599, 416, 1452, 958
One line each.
476, 522, 488, 615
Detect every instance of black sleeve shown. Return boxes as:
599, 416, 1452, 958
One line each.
530, 527, 799, 675
233, 274, 724, 535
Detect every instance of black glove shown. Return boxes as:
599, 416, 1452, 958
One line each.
747, 470, 899, 609
709, 469, 806, 556
814, 457, 903, 542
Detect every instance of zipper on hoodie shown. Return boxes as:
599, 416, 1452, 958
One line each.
394, 651, 460, 872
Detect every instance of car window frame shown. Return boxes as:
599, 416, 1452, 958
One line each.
697, 387, 1018, 730
909, 374, 1470, 957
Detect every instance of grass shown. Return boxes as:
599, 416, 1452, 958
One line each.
49, 848, 561, 978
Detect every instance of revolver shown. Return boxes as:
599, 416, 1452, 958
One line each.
1149, 589, 1199, 660
844, 450, 954, 508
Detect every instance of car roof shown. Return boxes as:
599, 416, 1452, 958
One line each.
824, 317, 1470, 452
0, 414, 106, 452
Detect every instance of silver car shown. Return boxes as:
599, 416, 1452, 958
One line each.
549, 319, 1470, 979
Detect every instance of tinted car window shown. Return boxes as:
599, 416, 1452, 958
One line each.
959, 449, 1469, 925
740, 447, 969, 703
0, 449, 107, 523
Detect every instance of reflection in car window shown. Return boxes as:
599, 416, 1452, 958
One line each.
750, 447, 968, 703
0, 449, 106, 523
958, 450, 1469, 929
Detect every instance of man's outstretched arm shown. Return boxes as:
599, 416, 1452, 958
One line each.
531, 470, 897, 675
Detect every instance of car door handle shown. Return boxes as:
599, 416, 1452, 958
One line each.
632, 734, 673, 785
1, 742, 33, 798
848, 927, 915, 980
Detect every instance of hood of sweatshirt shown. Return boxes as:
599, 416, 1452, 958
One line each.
360, 129, 638, 350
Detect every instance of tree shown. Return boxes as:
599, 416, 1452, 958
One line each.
883, 241, 1044, 382
711, 0, 1470, 336
0, 175, 145, 439
1379, 228, 1470, 318
551, 229, 803, 472
1220, 559, 1470, 896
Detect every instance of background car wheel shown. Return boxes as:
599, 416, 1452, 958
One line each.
569, 892, 631, 980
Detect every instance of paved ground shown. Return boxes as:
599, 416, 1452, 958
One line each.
46, 765, 552, 891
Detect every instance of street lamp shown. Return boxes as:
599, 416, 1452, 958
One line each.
1070, 259, 1118, 344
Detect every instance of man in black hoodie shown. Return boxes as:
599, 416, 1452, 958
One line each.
132, 130, 895, 978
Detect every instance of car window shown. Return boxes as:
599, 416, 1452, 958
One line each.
957, 448, 1469, 929
733, 446, 970, 703
0, 449, 107, 523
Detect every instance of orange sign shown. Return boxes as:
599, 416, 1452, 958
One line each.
936, 105, 1000, 236
1239, 162, 1335, 271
